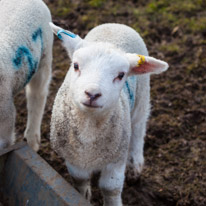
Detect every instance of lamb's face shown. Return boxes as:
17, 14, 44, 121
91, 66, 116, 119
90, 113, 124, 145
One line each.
69, 44, 130, 113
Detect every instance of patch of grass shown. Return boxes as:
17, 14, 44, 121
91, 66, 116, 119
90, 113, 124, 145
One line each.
146, 0, 170, 14
80, 12, 100, 28
160, 43, 181, 55
88, 0, 106, 8
48, 0, 75, 17
56, 7, 71, 17
140, 0, 206, 35
189, 17, 206, 33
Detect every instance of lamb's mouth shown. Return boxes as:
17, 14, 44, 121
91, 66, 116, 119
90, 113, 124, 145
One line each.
82, 102, 103, 109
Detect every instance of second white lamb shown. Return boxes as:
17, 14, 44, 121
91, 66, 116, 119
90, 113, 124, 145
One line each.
50, 23, 168, 206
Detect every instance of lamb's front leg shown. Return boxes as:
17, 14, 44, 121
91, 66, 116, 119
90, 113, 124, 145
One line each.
65, 161, 92, 201
127, 121, 146, 175
99, 163, 126, 206
24, 56, 51, 151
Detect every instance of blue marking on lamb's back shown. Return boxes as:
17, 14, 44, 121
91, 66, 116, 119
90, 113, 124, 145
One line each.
12, 27, 43, 85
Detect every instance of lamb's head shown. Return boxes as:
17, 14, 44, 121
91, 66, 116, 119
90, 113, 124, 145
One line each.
68, 43, 132, 112
50, 23, 169, 114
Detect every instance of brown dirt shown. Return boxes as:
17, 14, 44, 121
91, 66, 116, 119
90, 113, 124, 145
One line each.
13, 0, 206, 205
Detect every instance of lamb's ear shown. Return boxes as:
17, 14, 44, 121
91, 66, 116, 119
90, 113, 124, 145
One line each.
49, 22, 83, 58
126, 53, 169, 75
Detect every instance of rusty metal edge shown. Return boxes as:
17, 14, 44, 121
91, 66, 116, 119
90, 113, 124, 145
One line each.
0, 142, 27, 190
1, 143, 91, 206
0, 141, 26, 157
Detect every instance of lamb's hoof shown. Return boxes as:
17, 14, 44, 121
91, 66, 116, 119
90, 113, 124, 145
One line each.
125, 166, 142, 186
127, 154, 144, 171
78, 184, 92, 201
84, 186, 92, 201
24, 134, 40, 152
72, 178, 92, 201
125, 156, 144, 186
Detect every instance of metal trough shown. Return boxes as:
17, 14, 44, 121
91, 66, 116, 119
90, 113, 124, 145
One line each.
0, 142, 91, 206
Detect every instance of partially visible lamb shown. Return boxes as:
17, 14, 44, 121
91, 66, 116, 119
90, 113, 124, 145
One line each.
0, 0, 53, 151
50, 23, 168, 206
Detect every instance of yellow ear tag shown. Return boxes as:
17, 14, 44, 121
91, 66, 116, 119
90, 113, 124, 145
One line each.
137, 55, 146, 67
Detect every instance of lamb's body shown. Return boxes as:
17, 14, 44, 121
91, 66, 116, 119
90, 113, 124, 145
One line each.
51, 23, 149, 169
50, 23, 168, 206
0, 0, 53, 151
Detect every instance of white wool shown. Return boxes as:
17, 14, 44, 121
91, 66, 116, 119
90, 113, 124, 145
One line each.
0, 0, 53, 151
50, 23, 168, 206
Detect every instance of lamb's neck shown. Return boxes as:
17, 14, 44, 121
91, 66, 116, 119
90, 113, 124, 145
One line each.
72, 103, 117, 128
71, 103, 122, 144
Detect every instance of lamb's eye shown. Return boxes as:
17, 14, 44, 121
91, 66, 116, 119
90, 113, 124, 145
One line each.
74, 63, 79, 71
117, 72, 125, 80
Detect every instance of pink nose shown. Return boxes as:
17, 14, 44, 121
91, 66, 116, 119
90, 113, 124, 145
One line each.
85, 91, 102, 102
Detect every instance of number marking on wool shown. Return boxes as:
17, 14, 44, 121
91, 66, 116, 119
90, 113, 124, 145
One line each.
13, 28, 43, 85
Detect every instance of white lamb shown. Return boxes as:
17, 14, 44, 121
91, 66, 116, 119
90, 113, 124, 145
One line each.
0, 0, 53, 151
50, 23, 168, 206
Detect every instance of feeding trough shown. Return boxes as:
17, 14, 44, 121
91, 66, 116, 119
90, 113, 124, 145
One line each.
0, 142, 91, 206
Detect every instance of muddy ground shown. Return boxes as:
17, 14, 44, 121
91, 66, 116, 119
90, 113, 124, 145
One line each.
14, 0, 206, 205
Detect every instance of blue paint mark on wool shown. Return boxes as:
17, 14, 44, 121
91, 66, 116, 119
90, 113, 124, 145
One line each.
13, 46, 38, 85
57, 29, 76, 39
12, 27, 44, 86
32, 28, 43, 54
123, 76, 136, 110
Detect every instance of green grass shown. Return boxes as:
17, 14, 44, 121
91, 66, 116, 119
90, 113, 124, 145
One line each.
88, 0, 106, 8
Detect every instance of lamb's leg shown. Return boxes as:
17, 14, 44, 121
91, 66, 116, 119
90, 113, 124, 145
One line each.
0, 92, 16, 150
127, 121, 146, 174
99, 163, 125, 206
127, 75, 150, 176
24, 54, 52, 151
65, 161, 92, 201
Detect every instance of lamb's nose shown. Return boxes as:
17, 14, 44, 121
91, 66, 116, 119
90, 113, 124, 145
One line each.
85, 91, 102, 102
